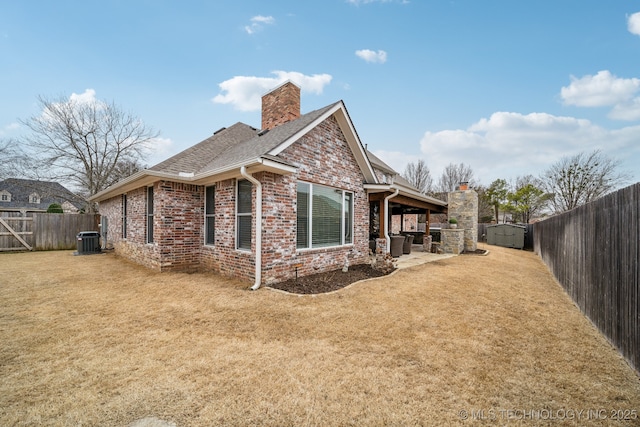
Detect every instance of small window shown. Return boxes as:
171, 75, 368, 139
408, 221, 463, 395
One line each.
344, 191, 353, 244
0, 191, 10, 202
236, 180, 252, 250
296, 182, 310, 249
122, 194, 127, 238
29, 193, 40, 204
146, 186, 154, 243
205, 186, 215, 245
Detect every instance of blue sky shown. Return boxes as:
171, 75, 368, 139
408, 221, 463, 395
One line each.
2, 0, 639, 186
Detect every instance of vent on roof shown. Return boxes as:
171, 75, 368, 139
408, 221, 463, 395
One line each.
258, 129, 270, 137
213, 127, 226, 135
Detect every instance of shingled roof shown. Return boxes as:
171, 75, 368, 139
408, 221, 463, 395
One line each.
150, 102, 339, 176
90, 100, 370, 202
0, 178, 86, 212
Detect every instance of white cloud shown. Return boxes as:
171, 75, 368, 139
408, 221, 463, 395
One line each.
355, 49, 388, 64
560, 70, 640, 121
417, 111, 640, 184
212, 71, 332, 111
609, 97, 640, 121
244, 15, 275, 34
39, 89, 103, 124
560, 70, 640, 107
628, 11, 640, 36
69, 88, 98, 104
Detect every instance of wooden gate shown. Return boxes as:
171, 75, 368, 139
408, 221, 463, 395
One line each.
0, 214, 33, 251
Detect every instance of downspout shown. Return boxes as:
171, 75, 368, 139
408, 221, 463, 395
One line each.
240, 166, 262, 290
383, 186, 400, 253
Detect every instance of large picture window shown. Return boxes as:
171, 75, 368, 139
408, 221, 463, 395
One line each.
236, 180, 252, 250
297, 182, 354, 249
205, 185, 215, 245
146, 186, 154, 243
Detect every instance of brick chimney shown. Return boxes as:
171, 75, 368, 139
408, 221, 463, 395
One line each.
261, 81, 301, 131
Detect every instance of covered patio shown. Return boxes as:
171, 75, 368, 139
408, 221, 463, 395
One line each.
366, 177, 447, 257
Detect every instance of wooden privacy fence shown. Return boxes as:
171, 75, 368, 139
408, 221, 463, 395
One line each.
534, 183, 639, 372
0, 213, 100, 251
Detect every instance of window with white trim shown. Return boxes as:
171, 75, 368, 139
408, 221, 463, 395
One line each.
236, 180, 252, 250
296, 182, 354, 249
205, 185, 215, 245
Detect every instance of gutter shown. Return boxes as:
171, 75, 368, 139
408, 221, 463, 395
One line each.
240, 166, 262, 291
383, 185, 400, 253
90, 157, 297, 203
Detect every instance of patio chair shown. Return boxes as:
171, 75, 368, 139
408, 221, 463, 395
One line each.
403, 234, 414, 254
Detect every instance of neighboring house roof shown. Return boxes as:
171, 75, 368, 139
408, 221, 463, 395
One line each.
0, 178, 86, 212
91, 101, 377, 202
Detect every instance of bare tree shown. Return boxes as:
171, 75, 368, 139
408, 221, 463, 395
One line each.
402, 159, 433, 194
107, 158, 147, 189
474, 184, 499, 222
0, 139, 15, 180
540, 150, 630, 213
434, 162, 476, 194
0, 138, 30, 180
19, 94, 158, 204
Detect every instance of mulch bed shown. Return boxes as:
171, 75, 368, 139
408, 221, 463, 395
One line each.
270, 249, 489, 294
268, 264, 390, 294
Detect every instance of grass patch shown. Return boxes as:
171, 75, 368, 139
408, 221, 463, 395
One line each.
1, 247, 639, 426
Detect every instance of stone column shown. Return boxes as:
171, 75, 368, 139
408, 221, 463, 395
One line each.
441, 229, 465, 254
447, 189, 478, 252
423, 234, 432, 253
375, 238, 387, 262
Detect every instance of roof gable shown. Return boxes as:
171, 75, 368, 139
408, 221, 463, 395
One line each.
267, 101, 377, 183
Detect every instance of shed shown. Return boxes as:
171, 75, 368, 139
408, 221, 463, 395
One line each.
486, 224, 526, 249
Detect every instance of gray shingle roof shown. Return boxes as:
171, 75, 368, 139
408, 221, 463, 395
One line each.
0, 178, 86, 211
149, 122, 259, 175
150, 102, 339, 176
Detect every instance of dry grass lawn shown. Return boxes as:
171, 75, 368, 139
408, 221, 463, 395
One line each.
1, 246, 639, 426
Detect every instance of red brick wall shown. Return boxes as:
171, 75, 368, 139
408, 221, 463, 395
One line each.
261, 82, 300, 131
100, 185, 160, 270
269, 115, 370, 283
200, 179, 255, 282
155, 181, 204, 271
99, 114, 370, 285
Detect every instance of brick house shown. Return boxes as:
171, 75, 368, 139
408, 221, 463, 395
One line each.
0, 178, 86, 214
90, 82, 446, 288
